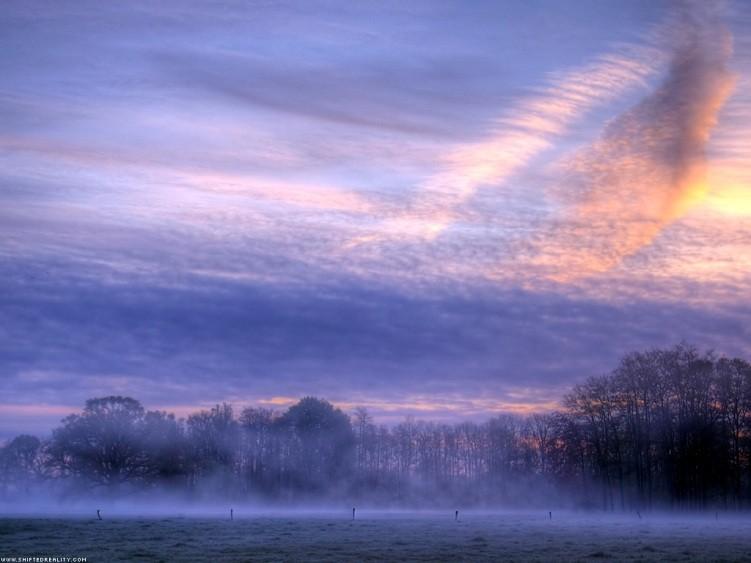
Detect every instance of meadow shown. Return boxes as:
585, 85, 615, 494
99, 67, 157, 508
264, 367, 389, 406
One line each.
2, 511, 751, 562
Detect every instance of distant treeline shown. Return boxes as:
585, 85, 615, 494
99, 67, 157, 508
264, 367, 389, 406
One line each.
2, 344, 750, 509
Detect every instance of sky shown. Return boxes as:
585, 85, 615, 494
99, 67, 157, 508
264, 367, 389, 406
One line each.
1, 0, 750, 439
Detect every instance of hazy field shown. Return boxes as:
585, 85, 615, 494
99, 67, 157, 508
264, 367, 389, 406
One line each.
2, 511, 751, 562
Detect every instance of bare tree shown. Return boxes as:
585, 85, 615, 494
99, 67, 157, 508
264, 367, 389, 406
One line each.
6, 346, 751, 509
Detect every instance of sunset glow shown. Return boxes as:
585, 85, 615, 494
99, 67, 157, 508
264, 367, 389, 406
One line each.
1, 0, 750, 439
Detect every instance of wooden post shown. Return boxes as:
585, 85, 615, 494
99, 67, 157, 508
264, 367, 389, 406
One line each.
549, 511, 552, 520
455, 510, 459, 522
230, 508, 234, 521
97, 509, 102, 521
352, 507, 356, 520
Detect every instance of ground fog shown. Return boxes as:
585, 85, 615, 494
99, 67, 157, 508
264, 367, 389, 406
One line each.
2, 511, 751, 562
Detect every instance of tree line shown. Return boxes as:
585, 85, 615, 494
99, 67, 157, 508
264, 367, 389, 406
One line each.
1, 344, 750, 509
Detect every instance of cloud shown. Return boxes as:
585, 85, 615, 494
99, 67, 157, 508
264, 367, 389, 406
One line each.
0, 0, 749, 442
1, 248, 750, 440
344, 36, 661, 246
705, 15, 751, 216
533, 2, 735, 280
152, 44, 508, 140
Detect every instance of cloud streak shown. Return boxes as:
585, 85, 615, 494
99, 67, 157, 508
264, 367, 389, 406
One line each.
0, 0, 749, 438
347, 39, 661, 246
2, 248, 749, 439
534, 3, 735, 280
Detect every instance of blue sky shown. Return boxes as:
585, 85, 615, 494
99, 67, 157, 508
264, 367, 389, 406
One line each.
1, 0, 750, 438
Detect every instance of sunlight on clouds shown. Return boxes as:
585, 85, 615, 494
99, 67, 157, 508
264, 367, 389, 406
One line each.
345, 41, 661, 247
255, 395, 561, 420
168, 171, 374, 215
3, 0, 751, 429
706, 184, 751, 216
704, 63, 751, 217
530, 7, 735, 282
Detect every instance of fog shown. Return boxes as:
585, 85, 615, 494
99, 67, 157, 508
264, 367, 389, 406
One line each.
2, 345, 751, 517
4, 495, 751, 524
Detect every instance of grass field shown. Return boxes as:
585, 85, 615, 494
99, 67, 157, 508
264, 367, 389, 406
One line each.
2, 511, 751, 562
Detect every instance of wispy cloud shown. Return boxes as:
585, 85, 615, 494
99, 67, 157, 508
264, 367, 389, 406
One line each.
532, 3, 735, 280
1, 0, 749, 435
346, 39, 661, 246
3, 250, 749, 420
705, 22, 751, 217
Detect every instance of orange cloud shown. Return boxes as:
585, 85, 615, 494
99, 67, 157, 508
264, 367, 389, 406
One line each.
345, 40, 660, 247
534, 8, 735, 281
705, 64, 751, 216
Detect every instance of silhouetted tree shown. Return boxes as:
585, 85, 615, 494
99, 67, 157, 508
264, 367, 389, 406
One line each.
6, 346, 751, 508
141, 411, 189, 487
0, 435, 41, 496
47, 396, 149, 490
239, 406, 277, 495
186, 403, 238, 492
275, 397, 354, 493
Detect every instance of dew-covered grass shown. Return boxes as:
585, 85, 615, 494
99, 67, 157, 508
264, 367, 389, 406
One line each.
2, 511, 751, 561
